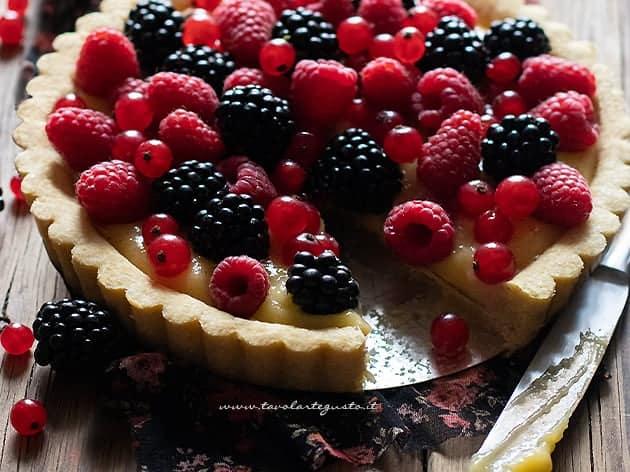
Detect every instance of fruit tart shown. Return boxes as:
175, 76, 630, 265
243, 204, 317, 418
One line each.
14, 0, 630, 391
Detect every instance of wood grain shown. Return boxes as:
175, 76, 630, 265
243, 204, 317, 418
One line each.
0, 1, 628, 471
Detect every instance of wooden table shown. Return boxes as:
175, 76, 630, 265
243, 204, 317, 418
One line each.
0, 0, 629, 470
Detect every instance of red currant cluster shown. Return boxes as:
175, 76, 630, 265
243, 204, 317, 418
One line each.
0, 0, 27, 47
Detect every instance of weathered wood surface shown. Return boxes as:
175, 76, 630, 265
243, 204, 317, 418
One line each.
0, 0, 628, 471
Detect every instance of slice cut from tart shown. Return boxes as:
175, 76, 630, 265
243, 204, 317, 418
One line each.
14, 0, 630, 392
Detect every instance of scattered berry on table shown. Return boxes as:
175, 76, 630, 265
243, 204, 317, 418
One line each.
440, 109, 486, 138
286, 251, 360, 315
45, 107, 118, 171
482, 114, 558, 181
383, 125, 424, 164
214, 0, 277, 66
532, 163, 592, 227
360, 57, 416, 112
492, 90, 528, 120
53, 93, 86, 111
124, 0, 183, 72
76, 160, 151, 223
33, 298, 121, 372
486, 52, 521, 84
142, 213, 180, 245
0, 10, 24, 46
307, 128, 402, 213
281, 232, 339, 266
163, 45, 235, 94
182, 9, 221, 47
223, 67, 266, 91
1, 323, 34, 355
266, 195, 321, 244
484, 17, 550, 60
430, 313, 469, 357
474, 208, 513, 243
191, 193, 270, 261
419, 16, 488, 83
10, 176, 24, 202
393, 26, 425, 64
218, 157, 278, 207
357, 0, 407, 35
10, 399, 46, 436
75, 28, 140, 97
148, 234, 191, 276
518, 54, 597, 105
457, 180, 495, 217
134, 139, 174, 179
210, 256, 270, 318
112, 130, 147, 162
337, 16, 373, 55
260, 39, 296, 76
272, 159, 306, 195
369, 33, 396, 59
473, 242, 515, 284
423, 0, 477, 28
384, 200, 455, 266
158, 108, 225, 164
114, 92, 154, 131
403, 6, 439, 34
495, 175, 540, 220
153, 160, 228, 223
272, 8, 338, 60
530, 91, 599, 152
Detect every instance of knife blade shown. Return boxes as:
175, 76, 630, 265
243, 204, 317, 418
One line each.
470, 213, 630, 472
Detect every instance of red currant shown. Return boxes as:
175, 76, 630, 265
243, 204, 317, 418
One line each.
369, 110, 404, 143
474, 209, 513, 244
194, 0, 220, 10
10, 399, 46, 436
486, 52, 521, 84
383, 125, 423, 163
0, 11, 24, 46
393, 27, 425, 64
10, 175, 24, 202
147, 234, 191, 277
114, 92, 154, 131
112, 130, 147, 162
369, 34, 396, 59
134, 140, 173, 179
266, 196, 321, 244
53, 93, 86, 111
260, 39, 296, 76
284, 131, 325, 170
183, 9, 221, 47
337, 16, 373, 55
342, 98, 375, 131
272, 159, 306, 195
8, 0, 28, 14
493, 90, 527, 119
0, 323, 34, 355
473, 242, 516, 284
495, 175, 540, 220
457, 180, 495, 217
281, 232, 340, 266
430, 313, 469, 357
142, 214, 180, 245
403, 6, 439, 34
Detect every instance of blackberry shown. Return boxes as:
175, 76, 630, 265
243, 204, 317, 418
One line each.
482, 114, 559, 181
307, 128, 402, 214
419, 16, 488, 83
272, 8, 338, 60
216, 85, 294, 169
484, 17, 550, 60
125, 0, 184, 72
0, 187, 4, 212
402, 0, 417, 8
153, 160, 228, 224
190, 193, 269, 262
286, 251, 360, 315
162, 45, 236, 94
32, 298, 121, 372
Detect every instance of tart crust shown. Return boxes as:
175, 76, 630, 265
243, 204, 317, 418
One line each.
13, 0, 630, 391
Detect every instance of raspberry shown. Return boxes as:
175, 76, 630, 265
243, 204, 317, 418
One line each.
532, 163, 592, 227
111, 77, 149, 102
417, 113, 483, 198
291, 59, 358, 127
147, 72, 219, 125
530, 91, 599, 152
76, 160, 151, 223
440, 110, 485, 139
305, 0, 354, 26
518, 54, 597, 105
422, 0, 477, 28
45, 107, 117, 171
414, 68, 484, 132
360, 58, 415, 112
210, 256, 270, 318
158, 109, 224, 164
358, 0, 407, 35
384, 200, 455, 266
218, 156, 278, 207
75, 28, 139, 98
214, 0, 276, 66
222, 67, 291, 98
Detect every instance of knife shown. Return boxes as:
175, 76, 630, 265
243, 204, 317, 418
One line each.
470, 213, 630, 472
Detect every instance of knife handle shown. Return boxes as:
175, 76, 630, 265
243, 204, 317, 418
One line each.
600, 214, 630, 274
